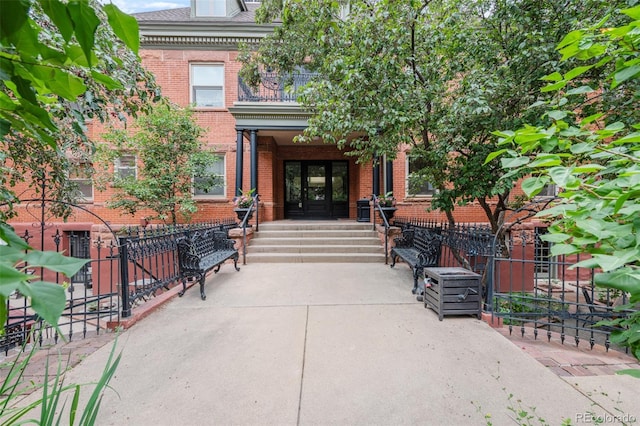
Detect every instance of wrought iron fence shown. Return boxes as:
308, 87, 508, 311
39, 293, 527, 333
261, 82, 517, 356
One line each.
238, 72, 316, 102
391, 217, 635, 351
2, 228, 120, 354
492, 226, 633, 351
117, 219, 237, 317
2, 195, 238, 355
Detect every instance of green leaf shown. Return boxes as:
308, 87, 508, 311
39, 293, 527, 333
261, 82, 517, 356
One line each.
484, 149, 508, 164
539, 233, 571, 243
604, 121, 625, 132
566, 85, 594, 95
550, 244, 580, 256
541, 72, 563, 82
91, 70, 123, 90
549, 166, 574, 186
547, 110, 567, 120
0, 223, 31, 249
588, 252, 638, 272
573, 164, 605, 173
616, 132, 640, 143
501, 156, 530, 169
40, 0, 74, 42
521, 176, 547, 197
20, 281, 66, 328
23, 251, 90, 277
67, 0, 100, 67
0, 0, 29, 45
0, 264, 31, 297
103, 4, 140, 54
580, 113, 603, 125
570, 142, 597, 154
565, 65, 594, 81
529, 155, 561, 168
0, 245, 26, 264
32, 65, 86, 100
622, 5, 640, 20
613, 65, 640, 88
595, 269, 640, 294
541, 80, 567, 93
557, 30, 584, 50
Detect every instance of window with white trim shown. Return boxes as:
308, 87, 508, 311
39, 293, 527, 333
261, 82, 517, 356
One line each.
194, 155, 226, 197
69, 162, 93, 201
115, 155, 137, 180
406, 154, 435, 196
194, 0, 226, 17
191, 64, 224, 107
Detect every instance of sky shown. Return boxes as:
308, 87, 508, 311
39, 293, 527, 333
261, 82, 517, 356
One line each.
104, 0, 190, 14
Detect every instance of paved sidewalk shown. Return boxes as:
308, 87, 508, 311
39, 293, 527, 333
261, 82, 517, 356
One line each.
5, 262, 640, 425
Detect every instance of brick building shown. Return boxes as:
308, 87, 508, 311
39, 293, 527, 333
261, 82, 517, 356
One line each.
7, 0, 499, 260
130, 0, 492, 224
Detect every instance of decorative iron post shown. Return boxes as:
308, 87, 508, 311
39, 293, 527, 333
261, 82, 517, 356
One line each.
118, 236, 131, 318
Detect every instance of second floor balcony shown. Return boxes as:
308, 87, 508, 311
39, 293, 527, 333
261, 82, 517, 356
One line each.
238, 71, 316, 103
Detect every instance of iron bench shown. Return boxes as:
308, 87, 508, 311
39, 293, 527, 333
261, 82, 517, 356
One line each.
390, 226, 442, 294
176, 230, 240, 300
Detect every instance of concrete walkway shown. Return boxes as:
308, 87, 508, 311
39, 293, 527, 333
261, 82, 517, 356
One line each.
16, 262, 640, 425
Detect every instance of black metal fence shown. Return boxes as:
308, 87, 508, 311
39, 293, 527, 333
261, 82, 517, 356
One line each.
117, 220, 237, 317
391, 217, 634, 351
2, 200, 238, 355
238, 72, 316, 102
2, 229, 121, 354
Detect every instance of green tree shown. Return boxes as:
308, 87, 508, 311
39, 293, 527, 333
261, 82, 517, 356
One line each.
1, 0, 161, 220
491, 5, 640, 366
242, 0, 625, 234
97, 104, 221, 224
0, 1, 152, 420
0, 0, 156, 327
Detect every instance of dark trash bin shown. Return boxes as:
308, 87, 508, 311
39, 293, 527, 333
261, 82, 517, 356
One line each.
357, 198, 370, 222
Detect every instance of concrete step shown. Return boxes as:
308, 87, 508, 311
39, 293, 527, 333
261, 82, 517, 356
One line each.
255, 230, 378, 238
250, 237, 381, 246
244, 252, 386, 263
247, 220, 385, 263
248, 244, 384, 254
257, 222, 373, 231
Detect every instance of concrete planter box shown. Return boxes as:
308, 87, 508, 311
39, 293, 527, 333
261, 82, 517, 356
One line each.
423, 267, 481, 321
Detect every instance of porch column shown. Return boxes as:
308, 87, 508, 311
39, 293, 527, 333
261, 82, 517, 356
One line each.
235, 128, 244, 196
385, 159, 393, 194
372, 156, 380, 196
250, 129, 258, 193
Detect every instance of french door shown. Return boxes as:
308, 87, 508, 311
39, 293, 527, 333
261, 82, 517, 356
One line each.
284, 161, 348, 219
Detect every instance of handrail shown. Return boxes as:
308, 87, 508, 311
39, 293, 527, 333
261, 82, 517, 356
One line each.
239, 194, 260, 265
372, 194, 390, 264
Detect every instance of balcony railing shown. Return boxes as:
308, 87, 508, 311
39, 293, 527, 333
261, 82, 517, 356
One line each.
237, 72, 316, 102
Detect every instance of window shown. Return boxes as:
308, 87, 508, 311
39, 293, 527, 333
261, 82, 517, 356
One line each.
191, 64, 224, 107
115, 155, 137, 179
534, 227, 556, 278
537, 183, 557, 197
406, 154, 435, 196
194, 155, 225, 197
69, 163, 93, 201
194, 0, 226, 17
